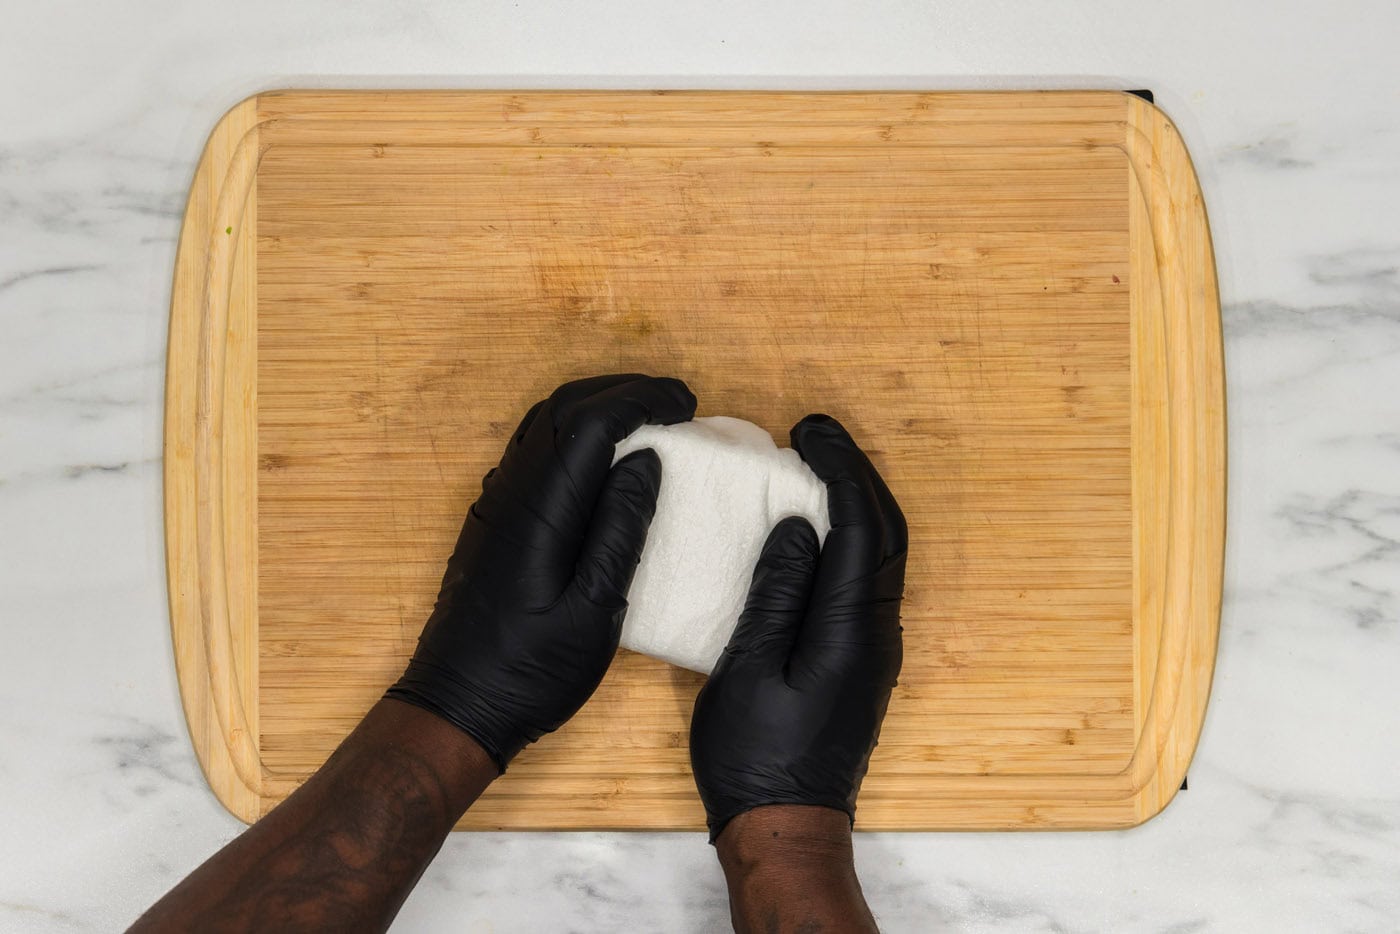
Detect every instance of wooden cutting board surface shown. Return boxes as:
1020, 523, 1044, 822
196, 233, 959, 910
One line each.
165, 90, 1223, 830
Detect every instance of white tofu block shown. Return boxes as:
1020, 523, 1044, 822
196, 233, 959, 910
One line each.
613, 416, 830, 673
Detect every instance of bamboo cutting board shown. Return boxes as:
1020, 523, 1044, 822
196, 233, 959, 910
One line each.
165, 90, 1223, 830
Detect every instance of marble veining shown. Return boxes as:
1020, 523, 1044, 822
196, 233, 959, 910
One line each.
2, 1, 1398, 931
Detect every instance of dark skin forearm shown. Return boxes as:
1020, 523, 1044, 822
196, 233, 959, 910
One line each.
716, 806, 877, 934
129, 699, 496, 933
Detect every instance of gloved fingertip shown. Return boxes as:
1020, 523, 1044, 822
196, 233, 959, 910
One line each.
790, 414, 865, 479
614, 455, 663, 524
599, 449, 664, 535
759, 515, 821, 567
793, 410, 837, 427
652, 376, 698, 422
613, 446, 663, 491
751, 518, 820, 594
790, 412, 846, 444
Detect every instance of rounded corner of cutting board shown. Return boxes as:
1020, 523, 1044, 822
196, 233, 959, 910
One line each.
207, 773, 263, 826
1126, 770, 1189, 830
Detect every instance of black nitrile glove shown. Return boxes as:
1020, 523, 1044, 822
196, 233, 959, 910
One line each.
689, 414, 907, 842
387, 374, 697, 772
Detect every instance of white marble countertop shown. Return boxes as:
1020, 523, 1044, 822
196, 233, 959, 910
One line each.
2, 1, 1397, 930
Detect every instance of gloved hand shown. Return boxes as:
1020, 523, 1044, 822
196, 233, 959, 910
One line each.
387, 374, 697, 772
689, 414, 907, 842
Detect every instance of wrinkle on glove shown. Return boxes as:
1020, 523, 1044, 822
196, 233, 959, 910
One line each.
387, 375, 697, 772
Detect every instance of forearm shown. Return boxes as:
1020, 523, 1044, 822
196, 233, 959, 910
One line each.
716, 806, 877, 934
129, 699, 495, 934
